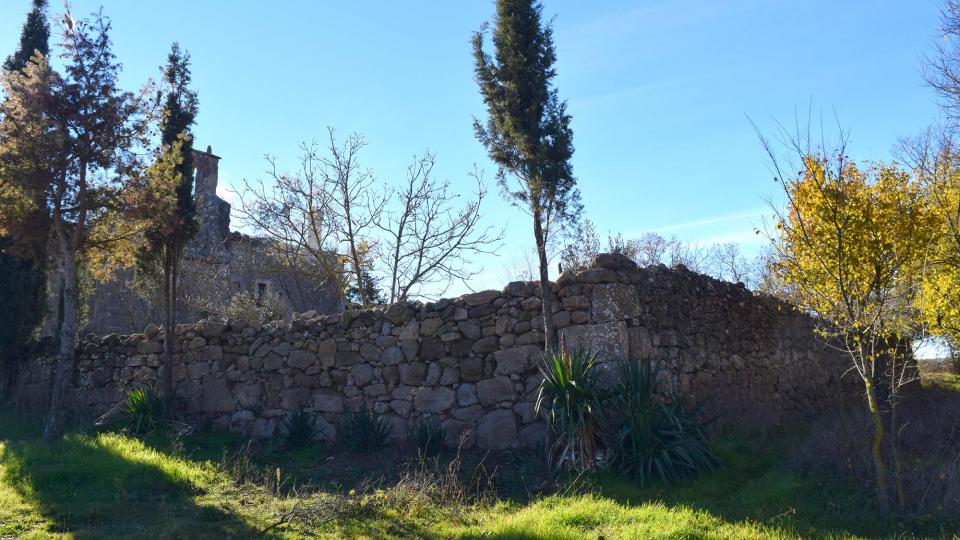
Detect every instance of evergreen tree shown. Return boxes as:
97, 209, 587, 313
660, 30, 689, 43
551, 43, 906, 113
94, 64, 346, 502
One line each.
472, 0, 581, 352
3, 0, 50, 73
0, 9, 145, 439
346, 269, 385, 306
0, 0, 50, 375
135, 43, 199, 407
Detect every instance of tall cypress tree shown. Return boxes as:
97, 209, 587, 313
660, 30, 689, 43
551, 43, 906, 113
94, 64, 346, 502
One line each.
472, 0, 581, 353
3, 0, 50, 72
0, 0, 50, 378
136, 43, 199, 407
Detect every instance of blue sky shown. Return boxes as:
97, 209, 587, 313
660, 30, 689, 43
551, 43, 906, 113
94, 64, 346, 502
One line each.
0, 0, 946, 293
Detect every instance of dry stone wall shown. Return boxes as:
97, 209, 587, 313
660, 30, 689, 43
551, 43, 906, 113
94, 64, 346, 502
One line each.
6, 254, 853, 449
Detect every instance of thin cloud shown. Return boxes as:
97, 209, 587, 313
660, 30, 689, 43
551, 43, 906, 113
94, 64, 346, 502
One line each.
652, 208, 766, 233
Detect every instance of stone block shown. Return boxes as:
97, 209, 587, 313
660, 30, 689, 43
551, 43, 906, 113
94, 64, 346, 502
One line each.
457, 383, 478, 406
494, 346, 538, 375
592, 283, 640, 323
462, 290, 500, 306
460, 357, 483, 382
519, 422, 548, 448
313, 390, 344, 413
560, 322, 628, 362
420, 318, 443, 336
351, 364, 374, 387
414, 386, 456, 413
477, 376, 515, 405
201, 377, 234, 412
399, 362, 427, 385
471, 336, 499, 354
475, 409, 518, 450
289, 350, 315, 370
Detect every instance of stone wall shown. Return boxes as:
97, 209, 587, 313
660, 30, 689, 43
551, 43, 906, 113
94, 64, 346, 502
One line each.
6, 254, 853, 450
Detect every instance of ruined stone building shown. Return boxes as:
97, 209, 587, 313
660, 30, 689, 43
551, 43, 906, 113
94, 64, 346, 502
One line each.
77, 146, 344, 335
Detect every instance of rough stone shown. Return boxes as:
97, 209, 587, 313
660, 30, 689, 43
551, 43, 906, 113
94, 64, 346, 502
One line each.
414, 387, 456, 413
399, 362, 427, 386
477, 376, 515, 406
475, 409, 518, 450
288, 350, 315, 370
313, 390, 344, 413
457, 383, 478, 406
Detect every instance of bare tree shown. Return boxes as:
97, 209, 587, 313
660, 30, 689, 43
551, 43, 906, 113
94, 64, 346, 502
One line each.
236, 130, 384, 307
558, 218, 601, 273
500, 247, 539, 283
926, 1, 960, 122
239, 131, 502, 307
375, 153, 502, 302
320, 130, 385, 306
705, 242, 755, 285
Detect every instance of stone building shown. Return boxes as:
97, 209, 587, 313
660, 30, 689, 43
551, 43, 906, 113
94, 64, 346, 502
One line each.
78, 146, 344, 335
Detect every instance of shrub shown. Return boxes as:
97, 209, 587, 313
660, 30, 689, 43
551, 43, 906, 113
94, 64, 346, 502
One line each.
606, 358, 720, 486
125, 387, 165, 434
414, 416, 446, 456
536, 344, 601, 470
282, 409, 316, 449
339, 408, 389, 452
222, 290, 283, 324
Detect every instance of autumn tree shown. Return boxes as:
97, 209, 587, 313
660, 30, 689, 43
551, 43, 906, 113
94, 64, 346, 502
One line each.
473, 0, 581, 352
134, 43, 199, 406
0, 9, 145, 439
900, 129, 960, 370
760, 126, 931, 507
0, 0, 52, 372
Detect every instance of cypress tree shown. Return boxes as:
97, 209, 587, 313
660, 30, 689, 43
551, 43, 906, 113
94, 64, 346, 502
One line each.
0, 0, 50, 378
3, 0, 50, 72
472, 0, 581, 353
136, 43, 199, 407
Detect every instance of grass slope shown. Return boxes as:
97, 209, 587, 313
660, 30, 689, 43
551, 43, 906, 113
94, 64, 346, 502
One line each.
0, 411, 950, 539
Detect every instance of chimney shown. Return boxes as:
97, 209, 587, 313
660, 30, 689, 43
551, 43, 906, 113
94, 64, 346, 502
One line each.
193, 145, 221, 197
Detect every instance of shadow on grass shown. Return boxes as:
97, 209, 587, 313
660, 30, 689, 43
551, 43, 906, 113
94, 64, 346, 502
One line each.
0, 416, 276, 539
588, 430, 935, 539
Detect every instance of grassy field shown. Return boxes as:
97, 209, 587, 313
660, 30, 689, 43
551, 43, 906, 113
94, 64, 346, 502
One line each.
2, 410, 954, 539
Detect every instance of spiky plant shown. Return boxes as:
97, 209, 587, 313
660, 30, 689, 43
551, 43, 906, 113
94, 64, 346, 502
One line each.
282, 409, 316, 449
414, 415, 446, 456
339, 408, 389, 452
126, 387, 164, 434
535, 343, 601, 470
607, 358, 720, 486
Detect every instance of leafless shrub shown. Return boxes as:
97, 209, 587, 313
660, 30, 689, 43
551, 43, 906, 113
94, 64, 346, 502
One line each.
790, 388, 960, 515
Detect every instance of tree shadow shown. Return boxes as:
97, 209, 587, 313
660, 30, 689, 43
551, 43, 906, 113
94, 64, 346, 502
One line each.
586, 435, 921, 539
0, 425, 277, 539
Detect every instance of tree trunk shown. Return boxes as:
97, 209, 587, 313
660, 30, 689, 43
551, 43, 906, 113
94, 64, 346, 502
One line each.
162, 247, 175, 409
43, 253, 78, 441
864, 378, 889, 507
533, 212, 558, 353
889, 401, 906, 508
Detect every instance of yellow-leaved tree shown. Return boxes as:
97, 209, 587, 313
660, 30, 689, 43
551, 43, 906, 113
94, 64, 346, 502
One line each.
761, 128, 932, 507
906, 134, 960, 368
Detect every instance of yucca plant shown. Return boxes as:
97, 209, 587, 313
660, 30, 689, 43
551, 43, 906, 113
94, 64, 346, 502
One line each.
126, 387, 165, 434
414, 415, 447, 456
607, 358, 720, 486
339, 408, 389, 452
282, 408, 316, 449
536, 343, 601, 471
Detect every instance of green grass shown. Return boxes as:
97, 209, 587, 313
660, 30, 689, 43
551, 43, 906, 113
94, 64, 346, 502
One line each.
0, 410, 952, 539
